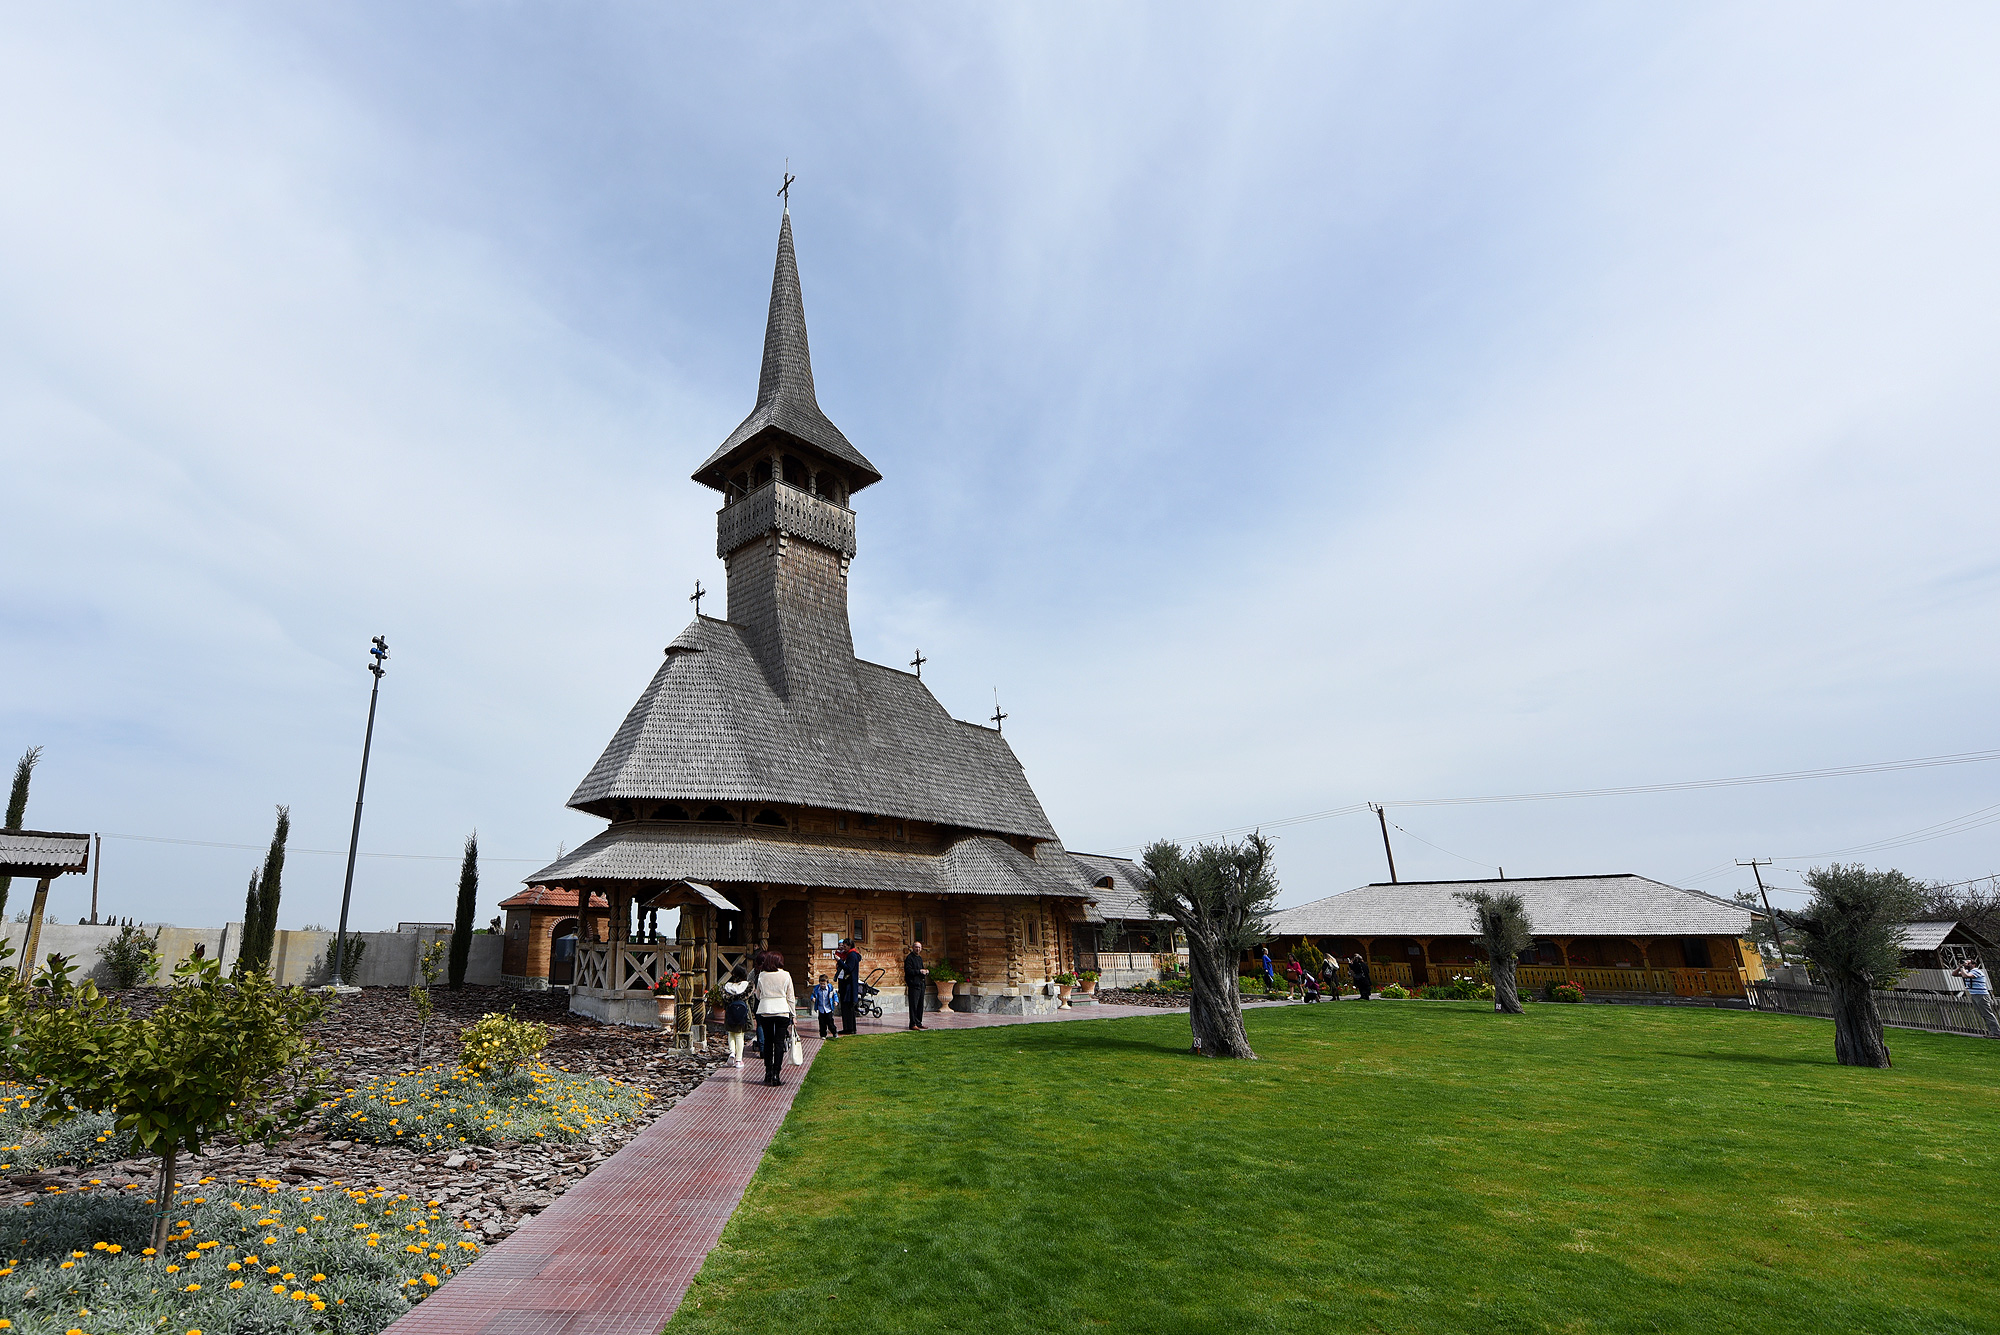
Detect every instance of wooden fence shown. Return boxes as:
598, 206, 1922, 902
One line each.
1749, 982, 1999, 1038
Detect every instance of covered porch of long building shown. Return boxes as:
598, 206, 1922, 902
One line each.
1263, 932, 1763, 999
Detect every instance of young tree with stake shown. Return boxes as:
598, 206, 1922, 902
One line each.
1458, 888, 1532, 1013
1142, 833, 1279, 1059
1776, 864, 1920, 1068
0, 943, 329, 1252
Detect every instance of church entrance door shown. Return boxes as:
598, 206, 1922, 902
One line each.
767, 899, 810, 999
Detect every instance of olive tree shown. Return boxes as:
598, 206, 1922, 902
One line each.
1458, 888, 1532, 1013
1141, 833, 1278, 1060
1776, 864, 1921, 1068
0, 944, 329, 1250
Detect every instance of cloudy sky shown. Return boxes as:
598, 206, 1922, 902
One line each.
4, 3, 1998, 931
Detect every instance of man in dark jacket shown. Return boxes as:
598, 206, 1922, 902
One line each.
1350, 953, 1373, 1001
904, 941, 929, 1030
836, 939, 861, 1034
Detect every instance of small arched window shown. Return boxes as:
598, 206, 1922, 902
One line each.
698, 805, 734, 823
753, 809, 788, 828
656, 804, 690, 821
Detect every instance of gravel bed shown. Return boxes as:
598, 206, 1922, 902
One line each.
1, 985, 725, 1243
1096, 987, 1190, 1008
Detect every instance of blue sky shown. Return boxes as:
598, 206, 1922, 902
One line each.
4, 3, 1998, 930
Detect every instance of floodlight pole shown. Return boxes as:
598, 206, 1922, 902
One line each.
334, 637, 389, 984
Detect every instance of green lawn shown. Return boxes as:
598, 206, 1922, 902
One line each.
666, 1003, 2000, 1335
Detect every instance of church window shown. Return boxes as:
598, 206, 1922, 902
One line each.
753, 809, 788, 827
896, 822, 905, 839
783, 454, 807, 485
851, 915, 869, 944
837, 816, 848, 831
913, 916, 929, 948
1026, 916, 1040, 947
698, 805, 734, 823
753, 459, 772, 487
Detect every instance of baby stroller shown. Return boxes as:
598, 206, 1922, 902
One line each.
856, 967, 886, 1020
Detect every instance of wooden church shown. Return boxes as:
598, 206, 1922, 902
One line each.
524, 206, 1101, 1025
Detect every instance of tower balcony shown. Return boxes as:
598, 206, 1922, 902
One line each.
717, 479, 857, 560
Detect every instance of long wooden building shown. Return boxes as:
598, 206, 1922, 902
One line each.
1264, 874, 1765, 999
523, 206, 1102, 1024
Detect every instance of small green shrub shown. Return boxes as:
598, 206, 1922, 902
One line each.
320, 1062, 645, 1150
98, 925, 162, 990
1417, 975, 1495, 1001
457, 1012, 549, 1077
324, 934, 367, 984
1545, 980, 1586, 1003
0, 1170, 481, 1333
1378, 983, 1411, 999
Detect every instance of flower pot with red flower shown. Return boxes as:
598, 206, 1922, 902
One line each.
1053, 971, 1075, 1004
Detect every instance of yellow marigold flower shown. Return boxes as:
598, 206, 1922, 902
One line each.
184, 1282, 201, 1291
166, 1264, 180, 1273
227, 1262, 241, 1271
290, 1290, 307, 1301
71, 1250, 85, 1258
59, 1260, 75, 1269
312, 1273, 325, 1282
104, 1245, 120, 1255
423, 1274, 440, 1287
142, 1248, 157, 1256
92, 1242, 107, 1250
272, 1284, 288, 1293
228, 1280, 245, 1290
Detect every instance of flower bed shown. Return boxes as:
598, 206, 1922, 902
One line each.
0, 1172, 476, 1333
318, 1063, 647, 1151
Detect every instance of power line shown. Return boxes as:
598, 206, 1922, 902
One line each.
1098, 745, 2000, 853
101, 832, 544, 863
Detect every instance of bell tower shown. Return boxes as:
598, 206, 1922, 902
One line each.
692, 208, 883, 707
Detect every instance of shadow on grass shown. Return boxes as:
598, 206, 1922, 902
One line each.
1658, 1048, 1832, 1067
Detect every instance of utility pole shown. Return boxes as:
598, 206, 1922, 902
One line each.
90, 834, 100, 924
1737, 858, 1787, 966
334, 637, 389, 986
1370, 803, 1398, 883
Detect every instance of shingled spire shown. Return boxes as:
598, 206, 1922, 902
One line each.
692, 208, 882, 494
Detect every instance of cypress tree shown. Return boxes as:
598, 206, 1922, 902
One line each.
449, 832, 478, 989
1, 745, 42, 920
238, 869, 263, 975
253, 806, 290, 971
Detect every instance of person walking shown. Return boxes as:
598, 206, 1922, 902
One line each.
720, 966, 754, 1069
754, 950, 798, 1086
1284, 957, 1304, 1000
1320, 954, 1341, 1001
1952, 957, 2000, 1037
904, 940, 930, 1029
1350, 953, 1373, 1001
812, 973, 839, 1039
836, 938, 861, 1034
1260, 947, 1275, 987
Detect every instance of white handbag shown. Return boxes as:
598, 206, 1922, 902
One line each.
787, 1025, 804, 1066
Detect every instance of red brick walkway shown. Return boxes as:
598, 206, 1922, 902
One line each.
385, 1000, 1176, 1335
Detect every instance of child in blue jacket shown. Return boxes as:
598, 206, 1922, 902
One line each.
812, 974, 839, 1038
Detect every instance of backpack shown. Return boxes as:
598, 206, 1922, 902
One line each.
725, 993, 752, 1028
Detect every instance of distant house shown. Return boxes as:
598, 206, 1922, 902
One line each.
1068, 852, 1183, 986
500, 885, 610, 987
1892, 920, 1996, 993
1264, 874, 1763, 998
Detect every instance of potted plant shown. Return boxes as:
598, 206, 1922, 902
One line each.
1053, 970, 1075, 1003
1077, 968, 1100, 995
930, 961, 962, 1011
654, 970, 680, 1023
705, 982, 728, 1025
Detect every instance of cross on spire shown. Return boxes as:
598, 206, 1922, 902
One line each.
990, 689, 1007, 733
778, 163, 795, 208
910, 648, 927, 679
690, 580, 706, 616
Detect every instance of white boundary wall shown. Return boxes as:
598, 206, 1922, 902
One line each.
1, 923, 505, 988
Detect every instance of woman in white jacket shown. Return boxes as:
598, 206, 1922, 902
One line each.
754, 953, 798, 1086
720, 966, 754, 1069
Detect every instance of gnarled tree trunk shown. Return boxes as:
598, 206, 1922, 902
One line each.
1492, 957, 1522, 1014
1828, 975, 1892, 1067
1186, 924, 1256, 1059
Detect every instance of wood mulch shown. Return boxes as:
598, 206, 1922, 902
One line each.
2, 985, 725, 1243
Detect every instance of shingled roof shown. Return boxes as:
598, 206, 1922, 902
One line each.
1068, 852, 1167, 922
692, 209, 882, 493
568, 616, 1058, 840
525, 823, 1089, 900
1268, 874, 1752, 939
